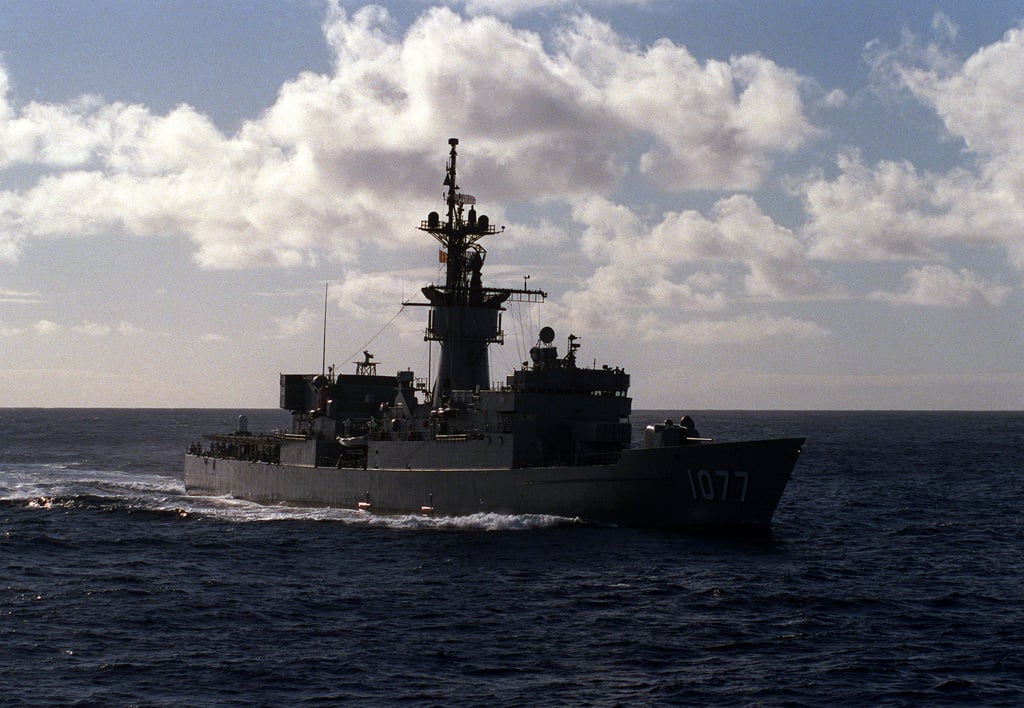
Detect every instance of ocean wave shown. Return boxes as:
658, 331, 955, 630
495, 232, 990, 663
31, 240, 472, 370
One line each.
0, 463, 180, 501
0, 463, 576, 530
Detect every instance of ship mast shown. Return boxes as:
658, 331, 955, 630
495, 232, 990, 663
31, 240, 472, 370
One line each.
414, 138, 545, 406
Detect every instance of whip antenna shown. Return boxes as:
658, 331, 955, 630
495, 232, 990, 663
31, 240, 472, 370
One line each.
322, 282, 328, 377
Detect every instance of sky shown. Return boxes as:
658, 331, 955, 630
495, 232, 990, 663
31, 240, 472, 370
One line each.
1, 0, 1023, 410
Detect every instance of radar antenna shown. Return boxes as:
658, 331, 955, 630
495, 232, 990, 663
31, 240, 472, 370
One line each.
355, 350, 377, 376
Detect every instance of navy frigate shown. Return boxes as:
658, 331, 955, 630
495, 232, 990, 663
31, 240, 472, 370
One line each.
184, 139, 804, 528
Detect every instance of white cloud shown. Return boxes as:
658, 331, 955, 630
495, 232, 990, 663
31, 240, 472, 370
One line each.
0, 287, 41, 303
117, 320, 145, 335
0, 92, 109, 168
569, 193, 825, 313
898, 24, 1024, 158
329, 271, 416, 320
804, 23, 1024, 273
0, 5, 820, 268
72, 321, 112, 337
33, 319, 59, 335
931, 12, 959, 43
801, 150, 954, 262
558, 15, 816, 189
19, 319, 147, 337
560, 194, 828, 342
271, 307, 321, 340
661, 194, 827, 298
870, 265, 1011, 307
201, 332, 229, 343
820, 89, 848, 109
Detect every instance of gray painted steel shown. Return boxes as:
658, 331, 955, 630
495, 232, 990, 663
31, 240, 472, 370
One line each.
185, 437, 802, 528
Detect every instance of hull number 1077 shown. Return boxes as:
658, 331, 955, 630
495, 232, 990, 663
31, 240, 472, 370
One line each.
686, 469, 749, 502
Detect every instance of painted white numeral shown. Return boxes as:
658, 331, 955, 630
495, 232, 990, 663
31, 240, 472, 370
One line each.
734, 470, 749, 502
698, 470, 715, 500
715, 470, 730, 501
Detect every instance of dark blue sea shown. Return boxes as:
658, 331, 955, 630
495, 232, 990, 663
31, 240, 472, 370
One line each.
2, 409, 1022, 706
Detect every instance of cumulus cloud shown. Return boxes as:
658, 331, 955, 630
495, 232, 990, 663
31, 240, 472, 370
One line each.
803, 22, 1024, 274
571, 193, 825, 304
0, 4, 819, 269
561, 194, 827, 342
802, 150, 956, 262
557, 15, 816, 189
870, 264, 1011, 307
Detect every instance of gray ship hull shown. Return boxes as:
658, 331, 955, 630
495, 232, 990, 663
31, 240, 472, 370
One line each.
184, 437, 803, 528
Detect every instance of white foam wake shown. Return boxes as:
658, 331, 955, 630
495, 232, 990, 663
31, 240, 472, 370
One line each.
1, 462, 577, 530
181, 495, 578, 530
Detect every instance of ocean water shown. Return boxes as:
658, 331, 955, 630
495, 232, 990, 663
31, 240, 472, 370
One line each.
2, 408, 1022, 706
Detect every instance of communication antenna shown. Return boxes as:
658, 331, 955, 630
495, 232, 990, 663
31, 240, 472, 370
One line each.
321, 282, 329, 377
